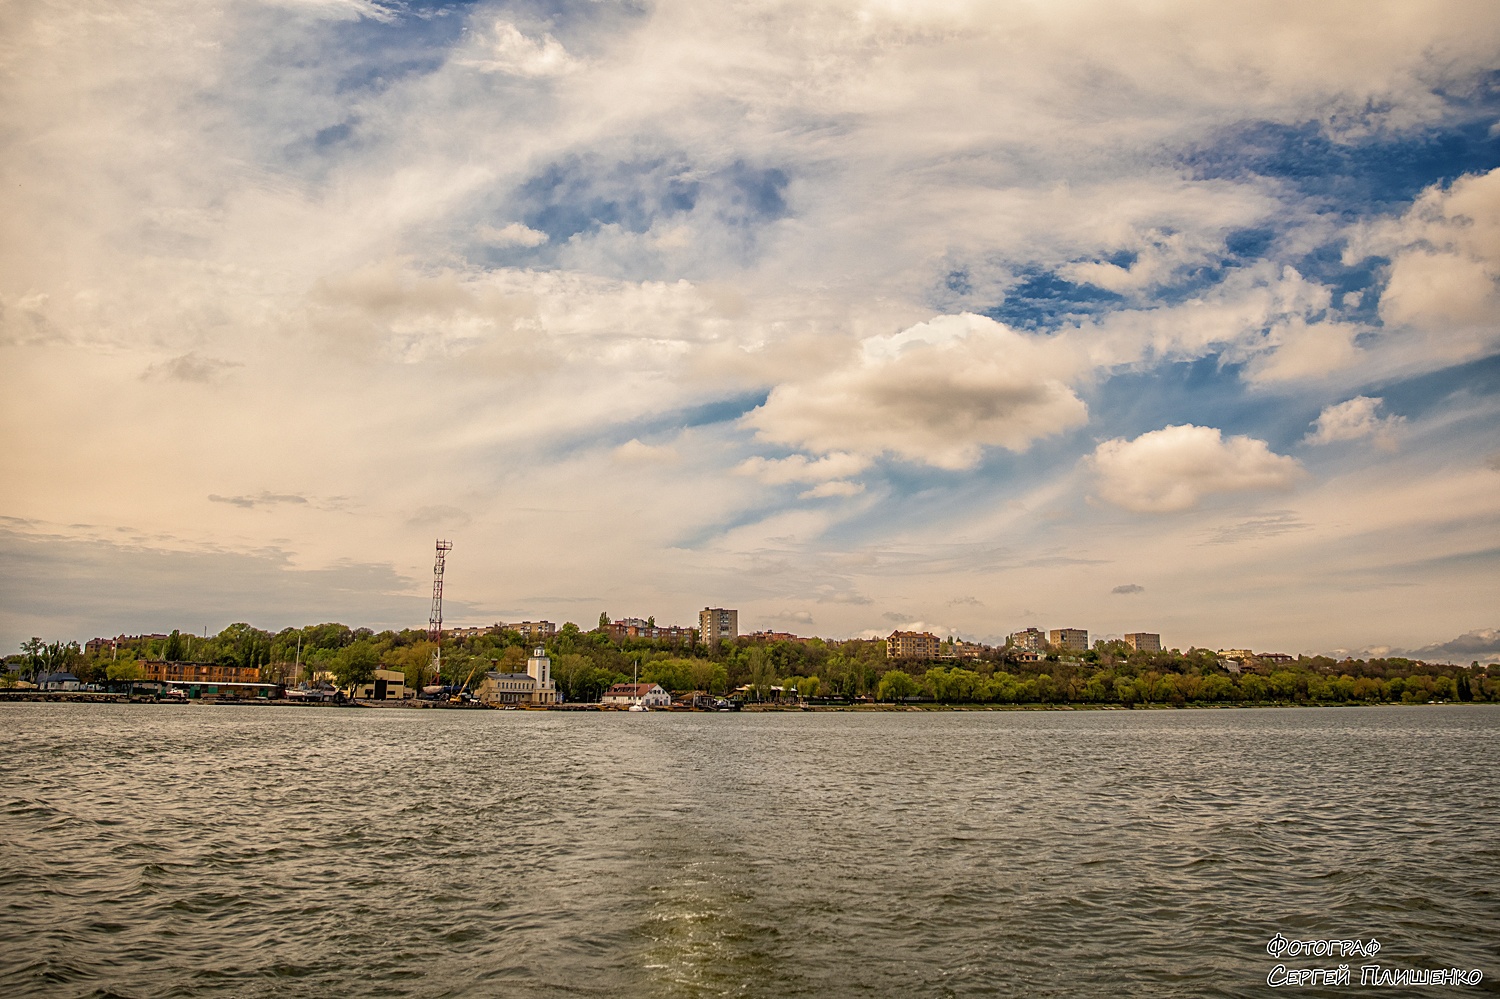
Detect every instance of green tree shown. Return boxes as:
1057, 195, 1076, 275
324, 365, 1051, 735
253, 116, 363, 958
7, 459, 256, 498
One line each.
163, 629, 186, 662
331, 640, 379, 689
877, 670, 919, 701
106, 661, 143, 681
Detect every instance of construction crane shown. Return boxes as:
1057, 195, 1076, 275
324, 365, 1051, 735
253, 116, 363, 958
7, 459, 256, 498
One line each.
423, 539, 453, 696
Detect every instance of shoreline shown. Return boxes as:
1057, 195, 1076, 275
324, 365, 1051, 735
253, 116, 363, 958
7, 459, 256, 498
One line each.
1, 690, 1490, 712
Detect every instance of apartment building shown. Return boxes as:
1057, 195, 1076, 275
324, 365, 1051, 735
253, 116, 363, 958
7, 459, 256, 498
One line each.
887, 630, 941, 660
1010, 627, 1047, 652
1124, 632, 1161, 652
1049, 628, 1089, 652
699, 607, 739, 647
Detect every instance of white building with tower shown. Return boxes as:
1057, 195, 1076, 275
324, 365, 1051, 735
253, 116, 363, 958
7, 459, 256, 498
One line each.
476, 645, 559, 706
527, 645, 558, 705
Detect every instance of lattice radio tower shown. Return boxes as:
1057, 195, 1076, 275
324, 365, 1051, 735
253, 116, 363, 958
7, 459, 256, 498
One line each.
427, 539, 453, 688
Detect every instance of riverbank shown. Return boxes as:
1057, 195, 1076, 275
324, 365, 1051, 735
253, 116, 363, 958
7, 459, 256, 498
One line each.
2, 690, 1487, 711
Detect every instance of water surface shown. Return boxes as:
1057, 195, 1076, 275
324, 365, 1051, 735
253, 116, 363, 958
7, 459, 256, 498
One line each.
2, 704, 1496, 997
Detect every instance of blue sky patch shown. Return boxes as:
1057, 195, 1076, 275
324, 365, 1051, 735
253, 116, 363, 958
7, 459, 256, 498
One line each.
1185, 117, 1500, 213
983, 270, 1126, 330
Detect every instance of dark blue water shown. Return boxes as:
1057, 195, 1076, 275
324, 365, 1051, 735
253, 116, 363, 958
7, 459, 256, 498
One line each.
1, 704, 1496, 997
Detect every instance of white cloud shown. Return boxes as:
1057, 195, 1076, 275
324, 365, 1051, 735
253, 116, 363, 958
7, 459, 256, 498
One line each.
1305, 396, 1405, 447
463, 22, 578, 77
747, 314, 1090, 470
477, 223, 549, 248
4, 0, 1500, 652
1353, 167, 1500, 362
735, 452, 870, 484
1090, 425, 1303, 513
612, 439, 680, 464
1243, 317, 1363, 384
799, 480, 864, 499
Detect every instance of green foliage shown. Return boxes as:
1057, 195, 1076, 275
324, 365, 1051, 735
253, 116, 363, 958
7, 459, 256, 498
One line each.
877, 670, 920, 701
330, 640, 379, 688
106, 661, 143, 681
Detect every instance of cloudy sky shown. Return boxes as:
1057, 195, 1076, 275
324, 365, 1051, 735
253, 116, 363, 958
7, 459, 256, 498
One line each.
3, 0, 1499, 661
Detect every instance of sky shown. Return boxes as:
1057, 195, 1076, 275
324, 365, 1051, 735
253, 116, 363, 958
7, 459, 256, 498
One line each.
2, 0, 1499, 662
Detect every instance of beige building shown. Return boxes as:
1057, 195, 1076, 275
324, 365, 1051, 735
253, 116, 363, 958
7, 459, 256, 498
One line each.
699, 607, 739, 647
1009, 627, 1047, 652
507, 621, 557, 641
1049, 628, 1089, 653
476, 671, 536, 705
887, 630, 941, 659
1124, 633, 1161, 652
476, 646, 557, 706
349, 668, 409, 700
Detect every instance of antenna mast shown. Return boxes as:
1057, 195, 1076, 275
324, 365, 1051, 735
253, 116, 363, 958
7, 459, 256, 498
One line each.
427, 539, 453, 689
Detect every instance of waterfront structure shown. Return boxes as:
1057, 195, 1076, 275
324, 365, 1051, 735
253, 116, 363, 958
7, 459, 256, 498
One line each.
699, 607, 739, 647
348, 668, 409, 700
35, 671, 82, 691
1049, 628, 1089, 653
601, 682, 672, 709
140, 660, 261, 684
887, 630, 941, 660
1124, 632, 1161, 652
1010, 627, 1047, 652
476, 671, 537, 705
527, 646, 558, 705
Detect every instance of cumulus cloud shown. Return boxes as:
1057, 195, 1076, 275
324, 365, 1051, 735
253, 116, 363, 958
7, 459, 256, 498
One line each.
1305, 396, 1405, 447
1401, 627, 1500, 664
1090, 425, 1303, 513
747, 314, 1089, 470
464, 22, 578, 77
1356, 168, 1500, 358
765, 609, 815, 627
1243, 317, 1364, 384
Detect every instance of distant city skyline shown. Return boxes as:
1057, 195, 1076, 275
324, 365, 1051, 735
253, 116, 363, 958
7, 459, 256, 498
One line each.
2, 3, 1498, 664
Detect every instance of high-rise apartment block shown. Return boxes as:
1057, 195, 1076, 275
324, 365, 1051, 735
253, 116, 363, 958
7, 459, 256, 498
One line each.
1010, 627, 1047, 652
1049, 628, 1089, 652
887, 630, 941, 659
699, 607, 739, 647
1124, 632, 1161, 652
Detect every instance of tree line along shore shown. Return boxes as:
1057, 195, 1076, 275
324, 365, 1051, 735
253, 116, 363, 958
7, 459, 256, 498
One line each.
6, 623, 1496, 707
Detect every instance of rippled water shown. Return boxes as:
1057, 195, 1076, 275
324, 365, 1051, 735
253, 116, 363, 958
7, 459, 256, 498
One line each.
2, 704, 1496, 997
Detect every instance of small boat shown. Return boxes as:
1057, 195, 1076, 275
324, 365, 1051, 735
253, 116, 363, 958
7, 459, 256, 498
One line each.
628, 703, 649, 712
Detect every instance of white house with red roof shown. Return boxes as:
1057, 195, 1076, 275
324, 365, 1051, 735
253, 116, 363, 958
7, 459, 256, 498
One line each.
601, 682, 672, 708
